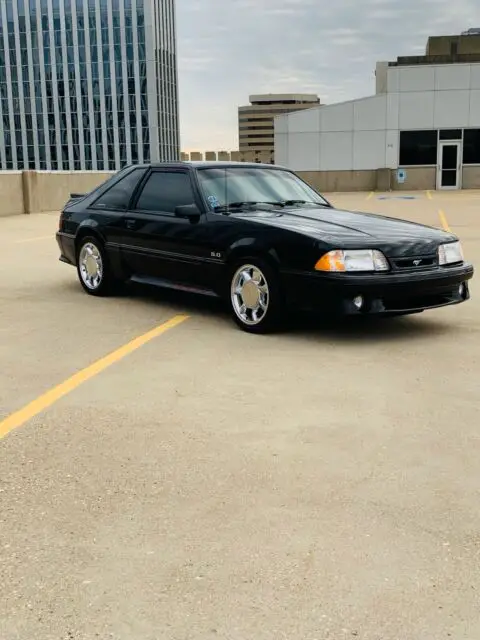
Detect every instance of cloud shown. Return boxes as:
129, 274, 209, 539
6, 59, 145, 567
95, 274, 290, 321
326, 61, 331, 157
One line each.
178, 55, 217, 73
176, 0, 480, 150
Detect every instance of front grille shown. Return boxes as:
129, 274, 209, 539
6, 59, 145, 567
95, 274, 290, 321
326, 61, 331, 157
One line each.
392, 255, 438, 270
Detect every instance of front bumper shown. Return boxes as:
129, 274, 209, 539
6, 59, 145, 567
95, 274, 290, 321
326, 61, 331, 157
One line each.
282, 262, 474, 315
56, 231, 76, 266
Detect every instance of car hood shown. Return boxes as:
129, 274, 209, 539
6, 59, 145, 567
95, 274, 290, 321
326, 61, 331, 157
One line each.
233, 206, 455, 257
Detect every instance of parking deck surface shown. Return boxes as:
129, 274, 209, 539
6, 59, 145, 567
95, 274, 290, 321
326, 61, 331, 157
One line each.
1, 191, 479, 640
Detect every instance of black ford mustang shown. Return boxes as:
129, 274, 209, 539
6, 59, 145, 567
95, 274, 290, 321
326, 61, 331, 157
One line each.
56, 161, 474, 333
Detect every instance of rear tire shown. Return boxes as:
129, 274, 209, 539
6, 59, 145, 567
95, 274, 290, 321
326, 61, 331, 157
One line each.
76, 235, 115, 297
227, 257, 284, 334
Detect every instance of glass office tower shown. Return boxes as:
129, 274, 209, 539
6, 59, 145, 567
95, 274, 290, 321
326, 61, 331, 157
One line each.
0, 0, 180, 170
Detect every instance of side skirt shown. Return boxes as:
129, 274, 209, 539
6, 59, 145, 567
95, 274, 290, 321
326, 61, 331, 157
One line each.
129, 274, 220, 298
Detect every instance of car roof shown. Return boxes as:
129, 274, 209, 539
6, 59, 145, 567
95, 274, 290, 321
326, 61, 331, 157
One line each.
127, 161, 286, 170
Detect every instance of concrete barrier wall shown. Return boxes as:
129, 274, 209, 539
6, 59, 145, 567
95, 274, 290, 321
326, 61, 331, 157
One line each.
463, 165, 480, 189
298, 167, 438, 192
32, 171, 115, 213
1, 166, 479, 217
298, 170, 377, 193
0, 171, 24, 216
0, 170, 115, 216
392, 167, 436, 191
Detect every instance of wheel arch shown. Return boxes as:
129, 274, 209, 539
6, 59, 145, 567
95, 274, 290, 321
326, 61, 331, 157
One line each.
75, 222, 106, 254
225, 239, 281, 271
75, 222, 127, 281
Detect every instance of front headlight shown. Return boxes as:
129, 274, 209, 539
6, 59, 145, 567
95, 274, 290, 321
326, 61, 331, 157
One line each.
314, 249, 390, 272
438, 241, 463, 265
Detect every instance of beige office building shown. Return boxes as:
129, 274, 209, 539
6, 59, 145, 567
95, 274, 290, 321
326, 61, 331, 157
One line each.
238, 94, 320, 163
427, 30, 480, 55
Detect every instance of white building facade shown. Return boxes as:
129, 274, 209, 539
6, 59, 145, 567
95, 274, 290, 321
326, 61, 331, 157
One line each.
274, 61, 480, 191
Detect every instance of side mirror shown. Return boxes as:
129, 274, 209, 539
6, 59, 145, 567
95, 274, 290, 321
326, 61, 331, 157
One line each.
175, 203, 201, 219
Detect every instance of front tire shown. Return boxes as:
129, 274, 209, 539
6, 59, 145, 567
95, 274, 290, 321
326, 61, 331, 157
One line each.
228, 258, 284, 334
76, 236, 115, 296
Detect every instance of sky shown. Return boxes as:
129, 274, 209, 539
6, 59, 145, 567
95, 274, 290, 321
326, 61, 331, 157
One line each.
175, 0, 480, 152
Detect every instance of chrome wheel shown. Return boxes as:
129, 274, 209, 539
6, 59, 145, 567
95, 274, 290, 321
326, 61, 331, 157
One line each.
231, 264, 270, 326
79, 242, 103, 290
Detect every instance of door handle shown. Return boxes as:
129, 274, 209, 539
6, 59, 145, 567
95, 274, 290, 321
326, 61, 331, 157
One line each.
125, 219, 136, 229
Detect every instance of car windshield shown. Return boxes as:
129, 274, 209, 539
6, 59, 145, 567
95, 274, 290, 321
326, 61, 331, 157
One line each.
196, 166, 329, 211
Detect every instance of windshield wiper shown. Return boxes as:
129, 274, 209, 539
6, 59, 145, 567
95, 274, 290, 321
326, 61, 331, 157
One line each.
280, 199, 327, 207
213, 201, 283, 213
212, 200, 327, 214
212, 201, 255, 214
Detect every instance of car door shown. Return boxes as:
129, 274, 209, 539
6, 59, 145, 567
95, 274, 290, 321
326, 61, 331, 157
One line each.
119, 168, 208, 286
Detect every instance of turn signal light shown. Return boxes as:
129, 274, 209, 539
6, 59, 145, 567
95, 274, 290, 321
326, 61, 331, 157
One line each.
314, 250, 346, 272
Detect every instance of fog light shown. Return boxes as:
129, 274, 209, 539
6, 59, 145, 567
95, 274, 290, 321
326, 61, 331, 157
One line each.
459, 284, 465, 297
353, 295, 364, 310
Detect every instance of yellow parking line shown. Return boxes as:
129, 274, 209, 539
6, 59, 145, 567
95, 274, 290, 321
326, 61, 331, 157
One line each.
366, 192, 374, 200
14, 235, 53, 244
0, 315, 189, 440
438, 209, 451, 232
426, 190, 432, 200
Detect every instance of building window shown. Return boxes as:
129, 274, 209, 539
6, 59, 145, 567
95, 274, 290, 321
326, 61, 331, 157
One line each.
239, 133, 273, 139
239, 124, 274, 130
245, 142, 272, 147
463, 129, 480, 164
439, 129, 462, 140
239, 118, 272, 123
399, 130, 437, 165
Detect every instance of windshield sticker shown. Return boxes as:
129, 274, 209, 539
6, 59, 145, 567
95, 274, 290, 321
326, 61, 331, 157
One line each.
207, 195, 219, 209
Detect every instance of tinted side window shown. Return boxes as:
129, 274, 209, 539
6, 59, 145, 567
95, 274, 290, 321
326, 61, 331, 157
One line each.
92, 169, 145, 210
135, 172, 196, 214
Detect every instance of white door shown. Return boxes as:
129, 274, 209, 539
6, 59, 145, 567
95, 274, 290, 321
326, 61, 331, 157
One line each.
437, 141, 462, 190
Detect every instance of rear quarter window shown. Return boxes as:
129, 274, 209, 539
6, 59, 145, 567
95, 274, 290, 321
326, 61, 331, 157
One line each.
91, 168, 146, 210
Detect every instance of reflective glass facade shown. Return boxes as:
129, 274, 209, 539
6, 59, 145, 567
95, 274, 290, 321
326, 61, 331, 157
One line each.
0, 0, 179, 170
